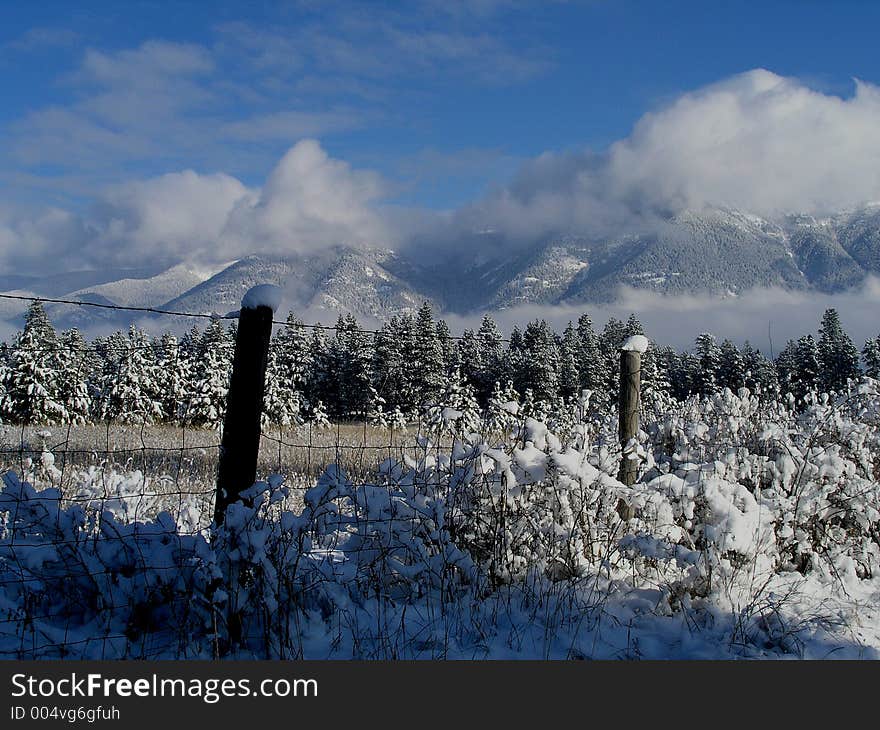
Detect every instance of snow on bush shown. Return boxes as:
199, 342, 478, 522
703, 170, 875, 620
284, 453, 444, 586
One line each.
2, 378, 880, 658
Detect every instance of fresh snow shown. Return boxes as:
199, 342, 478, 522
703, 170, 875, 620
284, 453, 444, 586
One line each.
241, 283, 282, 312
621, 334, 649, 352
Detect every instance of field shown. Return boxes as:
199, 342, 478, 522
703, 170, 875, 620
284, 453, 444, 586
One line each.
2, 382, 880, 660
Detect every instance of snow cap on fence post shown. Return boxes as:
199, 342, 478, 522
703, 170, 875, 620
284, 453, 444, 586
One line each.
241, 284, 282, 313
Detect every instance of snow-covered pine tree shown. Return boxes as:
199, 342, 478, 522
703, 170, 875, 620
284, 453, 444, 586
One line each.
558, 322, 581, 400
863, 336, 880, 379
576, 313, 603, 392
517, 320, 559, 405
457, 328, 483, 396
412, 302, 444, 410
325, 313, 374, 420
425, 367, 481, 437
741, 341, 778, 396
775, 340, 799, 397
305, 325, 329, 411
373, 316, 408, 414
153, 332, 190, 424
693, 332, 722, 395
1, 301, 66, 424
669, 351, 699, 400
100, 325, 164, 424
485, 380, 520, 438
817, 308, 860, 392
597, 317, 627, 402
263, 312, 311, 427
187, 319, 234, 429
436, 319, 458, 375
793, 334, 821, 400
54, 329, 92, 425
718, 339, 746, 392
476, 315, 505, 402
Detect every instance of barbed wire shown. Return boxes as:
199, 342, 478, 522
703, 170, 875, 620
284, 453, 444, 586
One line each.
0, 291, 520, 343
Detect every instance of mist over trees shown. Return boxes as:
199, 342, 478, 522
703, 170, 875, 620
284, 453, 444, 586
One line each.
0, 300, 875, 427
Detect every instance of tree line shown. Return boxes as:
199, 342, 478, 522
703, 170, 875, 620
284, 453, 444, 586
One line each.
0, 300, 875, 427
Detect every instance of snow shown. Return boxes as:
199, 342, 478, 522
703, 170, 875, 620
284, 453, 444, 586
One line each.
621, 334, 649, 353
241, 283, 282, 312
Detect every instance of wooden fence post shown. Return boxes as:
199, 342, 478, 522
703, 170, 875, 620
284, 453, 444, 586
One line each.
214, 300, 274, 526
618, 348, 641, 486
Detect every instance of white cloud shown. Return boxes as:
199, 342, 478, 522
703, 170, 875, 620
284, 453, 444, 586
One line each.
220, 139, 392, 256
0, 140, 393, 275
457, 70, 880, 243
88, 170, 252, 265
444, 277, 880, 352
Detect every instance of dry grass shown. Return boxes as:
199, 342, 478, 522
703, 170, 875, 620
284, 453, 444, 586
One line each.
0, 421, 444, 498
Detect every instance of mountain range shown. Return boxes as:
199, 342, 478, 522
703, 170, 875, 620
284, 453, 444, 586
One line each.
3, 204, 880, 332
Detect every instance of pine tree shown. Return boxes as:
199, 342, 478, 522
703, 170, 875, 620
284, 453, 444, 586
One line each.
693, 332, 722, 395
263, 312, 311, 427
793, 335, 820, 400
323, 313, 374, 420
187, 319, 234, 429
597, 317, 627, 403
863, 336, 880, 379
457, 328, 483, 396
1, 301, 66, 424
476, 315, 505, 402
742, 342, 777, 395
412, 302, 444, 409
575, 313, 602, 391
557, 322, 581, 400
517, 320, 559, 404
817, 308, 860, 392
718, 339, 746, 392
436, 319, 458, 375
100, 325, 163, 424
55, 329, 92, 425
776, 340, 799, 396
153, 332, 190, 423
373, 316, 411, 414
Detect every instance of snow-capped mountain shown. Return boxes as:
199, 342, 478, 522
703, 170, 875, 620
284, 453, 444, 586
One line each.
4, 205, 880, 331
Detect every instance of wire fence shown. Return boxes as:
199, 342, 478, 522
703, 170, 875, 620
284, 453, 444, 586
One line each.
1, 293, 877, 660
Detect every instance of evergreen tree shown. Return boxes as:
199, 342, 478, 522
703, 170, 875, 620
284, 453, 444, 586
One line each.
718, 339, 746, 392
411, 302, 444, 408
557, 322, 581, 400
517, 320, 559, 404
100, 325, 163, 424
55, 329, 92, 425
154, 332, 190, 423
436, 319, 457, 375
817, 308, 860, 392
575, 313, 602, 391
693, 332, 722, 395
322, 314, 374, 419
597, 317, 627, 402
264, 313, 311, 426
741, 342, 777, 395
776, 340, 799, 396
187, 319, 234, 429
1, 301, 65, 424
793, 335, 821, 400
863, 336, 880, 379
476, 315, 505, 401
457, 328, 482, 396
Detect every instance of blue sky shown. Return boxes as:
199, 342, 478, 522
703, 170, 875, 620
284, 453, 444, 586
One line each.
3, 0, 880, 281
3, 0, 880, 211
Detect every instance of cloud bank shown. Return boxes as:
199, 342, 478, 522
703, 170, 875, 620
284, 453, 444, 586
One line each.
451, 70, 880, 246
4, 70, 880, 297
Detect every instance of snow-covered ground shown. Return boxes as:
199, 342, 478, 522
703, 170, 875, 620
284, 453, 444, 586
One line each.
2, 381, 880, 659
